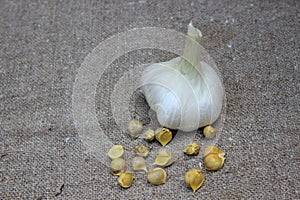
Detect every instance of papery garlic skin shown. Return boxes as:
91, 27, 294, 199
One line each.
141, 22, 224, 132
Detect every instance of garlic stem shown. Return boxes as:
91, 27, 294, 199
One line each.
179, 22, 202, 75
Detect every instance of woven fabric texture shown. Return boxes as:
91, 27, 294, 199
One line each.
0, 0, 299, 199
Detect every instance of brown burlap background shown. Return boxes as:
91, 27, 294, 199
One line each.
0, 0, 299, 199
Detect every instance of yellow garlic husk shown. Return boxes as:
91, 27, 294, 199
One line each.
183, 142, 201, 156
110, 158, 126, 176
128, 119, 143, 140
117, 172, 135, 188
203, 125, 216, 139
184, 169, 204, 192
132, 156, 147, 172
203, 145, 225, 171
155, 128, 172, 146
108, 145, 124, 159
147, 168, 167, 185
154, 149, 175, 167
143, 129, 155, 142
134, 144, 150, 157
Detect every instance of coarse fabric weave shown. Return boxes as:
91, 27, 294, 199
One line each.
0, 0, 299, 199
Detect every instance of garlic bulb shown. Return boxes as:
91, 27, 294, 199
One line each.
141, 22, 224, 132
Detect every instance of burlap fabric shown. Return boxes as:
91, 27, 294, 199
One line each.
0, 0, 299, 199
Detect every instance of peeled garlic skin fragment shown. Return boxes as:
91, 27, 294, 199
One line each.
141, 58, 223, 132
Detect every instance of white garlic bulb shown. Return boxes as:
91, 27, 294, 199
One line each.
141, 22, 224, 132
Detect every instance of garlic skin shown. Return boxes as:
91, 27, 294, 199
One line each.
141, 22, 224, 132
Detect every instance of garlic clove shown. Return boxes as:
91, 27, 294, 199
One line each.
147, 168, 167, 185
155, 128, 172, 146
154, 149, 175, 167
117, 172, 135, 188
132, 156, 147, 172
128, 119, 143, 140
134, 144, 150, 157
204, 153, 225, 171
108, 145, 124, 159
185, 169, 204, 192
110, 158, 126, 176
203, 145, 225, 171
143, 129, 155, 142
203, 145, 224, 158
203, 125, 216, 139
183, 142, 201, 156
154, 156, 169, 166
